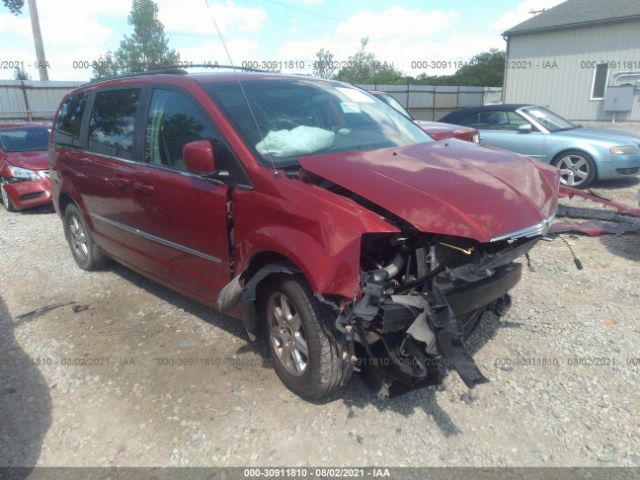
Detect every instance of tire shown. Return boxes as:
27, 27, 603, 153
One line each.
1, 178, 17, 212
552, 150, 596, 189
260, 274, 348, 400
63, 203, 109, 270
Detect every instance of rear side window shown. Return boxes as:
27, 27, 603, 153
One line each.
88, 89, 141, 160
53, 92, 87, 147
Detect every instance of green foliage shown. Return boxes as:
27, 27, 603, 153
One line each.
3, 0, 23, 15
312, 48, 336, 79
92, 0, 179, 79
315, 41, 504, 87
13, 65, 30, 80
92, 52, 120, 80
334, 38, 405, 84
412, 49, 506, 87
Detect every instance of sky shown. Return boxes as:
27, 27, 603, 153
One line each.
0, 0, 564, 81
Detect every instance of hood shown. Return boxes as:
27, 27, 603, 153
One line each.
5, 150, 49, 170
415, 121, 475, 135
414, 121, 477, 141
554, 127, 640, 144
299, 141, 559, 243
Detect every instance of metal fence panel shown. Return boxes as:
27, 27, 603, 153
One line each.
0, 80, 83, 123
357, 84, 503, 120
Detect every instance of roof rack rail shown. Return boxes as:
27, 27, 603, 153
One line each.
87, 67, 188, 84
167, 63, 269, 73
87, 63, 269, 84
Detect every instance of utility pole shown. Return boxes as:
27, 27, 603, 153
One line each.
27, 0, 48, 80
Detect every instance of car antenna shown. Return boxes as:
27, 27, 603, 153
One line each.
203, 0, 278, 174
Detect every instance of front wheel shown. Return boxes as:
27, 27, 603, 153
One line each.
260, 275, 348, 400
553, 150, 596, 188
1, 178, 16, 212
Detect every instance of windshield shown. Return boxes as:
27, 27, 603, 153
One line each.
204, 79, 432, 167
522, 106, 575, 132
377, 93, 413, 120
0, 127, 50, 152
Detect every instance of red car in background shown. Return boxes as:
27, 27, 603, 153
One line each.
0, 123, 52, 212
370, 91, 479, 143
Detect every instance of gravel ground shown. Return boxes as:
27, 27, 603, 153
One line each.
1, 170, 639, 468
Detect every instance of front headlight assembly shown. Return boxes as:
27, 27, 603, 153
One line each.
8, 166, 40, 182
609, 145, 640, 155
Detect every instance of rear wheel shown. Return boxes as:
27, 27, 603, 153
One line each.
261, 275, 348, 400
1, 178, 16, 212
553, 150, 596, 188
63, 203, 109, 270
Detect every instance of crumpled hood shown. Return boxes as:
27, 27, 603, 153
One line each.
300, 140, 559, 243
5, 150, 49, 170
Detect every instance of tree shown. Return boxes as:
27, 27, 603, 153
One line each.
454, 49, 505, 86
336, 38, 405, 84
92, 52, 120, 80
92, 0, 179, 79
412, 49, 505, 87
2, 0, 23, 14
13, 66, 30, 80
312, 48, 336, 79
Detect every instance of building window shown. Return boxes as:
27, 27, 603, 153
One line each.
591, 63, 608, 100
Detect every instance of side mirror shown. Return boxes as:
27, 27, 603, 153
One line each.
518, 123, 533, 133
183, 140, 216, 174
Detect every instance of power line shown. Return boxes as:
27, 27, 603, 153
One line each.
260, 0, 337, 21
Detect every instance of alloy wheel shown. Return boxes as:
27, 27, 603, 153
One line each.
68, 214, 89, 261
267, 292, 309, 376
557, 154, 590, 187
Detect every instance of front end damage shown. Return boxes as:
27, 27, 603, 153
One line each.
334, 230, 538, 396
220, 142, 560, 397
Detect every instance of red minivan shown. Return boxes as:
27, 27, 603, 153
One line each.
50, 69, 560, 399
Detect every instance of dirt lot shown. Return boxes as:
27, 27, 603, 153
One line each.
1, 156, 640, 468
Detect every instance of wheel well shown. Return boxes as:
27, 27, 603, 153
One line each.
58, 192, 74, 216
551, 149, 597, 178
552, 149, 594, 164
246, 252, 296, 297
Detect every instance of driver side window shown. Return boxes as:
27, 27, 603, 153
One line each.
478, 111, 509, 130
145, 89, 214, 170
145, 88, 248, 185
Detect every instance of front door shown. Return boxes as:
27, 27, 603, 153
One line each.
125, 87, 232, 304
478, 110, 546, 161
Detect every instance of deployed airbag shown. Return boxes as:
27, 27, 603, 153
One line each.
256, 125, 335, 157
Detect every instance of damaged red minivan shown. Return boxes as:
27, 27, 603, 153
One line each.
50, 70, 559, 399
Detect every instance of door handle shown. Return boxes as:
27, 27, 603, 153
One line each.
133, 181, 154, 195
110, 176, 130, 188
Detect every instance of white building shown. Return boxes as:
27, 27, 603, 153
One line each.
503, 0, 640, 121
